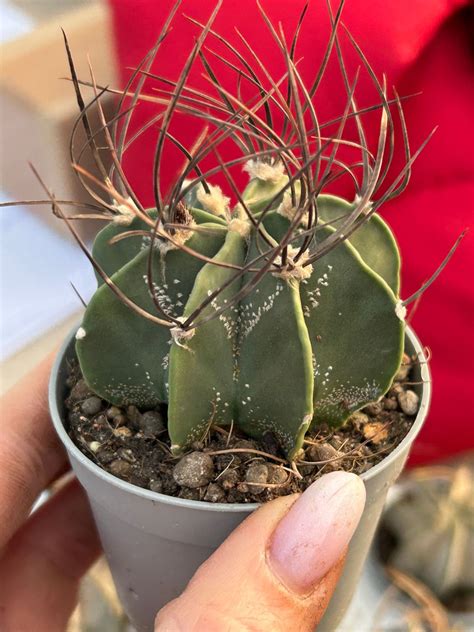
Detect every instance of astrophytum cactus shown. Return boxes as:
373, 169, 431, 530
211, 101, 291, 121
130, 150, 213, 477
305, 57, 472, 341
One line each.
12, 1, 460, 461
74, 160, 406, 460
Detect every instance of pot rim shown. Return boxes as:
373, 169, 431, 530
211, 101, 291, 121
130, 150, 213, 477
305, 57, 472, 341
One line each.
49, 324, 431, 514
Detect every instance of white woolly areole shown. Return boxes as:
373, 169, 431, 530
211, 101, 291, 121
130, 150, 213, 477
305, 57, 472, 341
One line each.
229, 217, 251, 237
354, 194, 373, 216
395, 300, 407, 321
196, 183, 230, 218
243, 159, 285, 183
75, 326, 86, 340
171, 316, 195, 348
158, 219, 195, 256
277, 190, 306, 223
273, 246, 313, 284
229, 204, 251, 237
112, 197, 138, 226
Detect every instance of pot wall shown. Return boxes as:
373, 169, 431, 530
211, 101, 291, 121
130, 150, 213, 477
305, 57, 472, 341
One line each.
50, 326, 431, 632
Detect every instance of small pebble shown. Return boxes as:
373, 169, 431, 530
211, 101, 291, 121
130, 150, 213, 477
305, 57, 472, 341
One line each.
178, 487, 201, 501
162, 479, 179, 496
363, 402, 383, 417
89, 441, 102, 453
395, 353, 411, 381
114, 427, 133, 438
113, 414, 128, 428
149, 480, 163, 494
218, 468, 239, 490
298, 462, 317, 477
216, 454, 240, 471
203, 483, 226, 503
119, 449, 136, 464
139, 411, 165, 436
173, 452, 215, 489
306, 442, 342, 471
383, 397, 398, 411
268, 466, 289, 486
353, 444, 372, 458
81, 396, 102, 416
109, 459, 131, 477
349, 411, 370, 430
94, 414, 108, 428
68, 411, 82, 426
126, 405, 142, 429
106, 406, 122, 420
388, 383, 403, 397
70, 379, 92, 402
245, 463, 269, 494
329, 436, 344, 450
227, 489, 244, 503
397, 389, 419, 416
96, 449, 115, 464
362, 421, 389, 444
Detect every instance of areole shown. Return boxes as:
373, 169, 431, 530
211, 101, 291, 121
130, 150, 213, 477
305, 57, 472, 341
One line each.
49, 324, 431, 632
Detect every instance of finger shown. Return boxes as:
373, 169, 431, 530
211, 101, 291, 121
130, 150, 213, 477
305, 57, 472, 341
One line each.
0, 478, 101, 632
0, 353, 69, 547
156, 471, 365, 632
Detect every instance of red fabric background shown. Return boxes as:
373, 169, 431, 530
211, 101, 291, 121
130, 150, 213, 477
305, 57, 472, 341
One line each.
107, 0, 473, 465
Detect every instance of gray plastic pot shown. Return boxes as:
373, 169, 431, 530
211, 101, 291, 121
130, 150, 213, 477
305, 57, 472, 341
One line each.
49, 325, 431, 632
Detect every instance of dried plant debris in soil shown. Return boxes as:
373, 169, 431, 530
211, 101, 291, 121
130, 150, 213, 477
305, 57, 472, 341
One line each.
65, 353, 419, 503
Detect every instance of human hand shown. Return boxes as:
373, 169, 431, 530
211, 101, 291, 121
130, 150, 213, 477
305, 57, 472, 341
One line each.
156, 470, 366, 631
0, 356, 101, 631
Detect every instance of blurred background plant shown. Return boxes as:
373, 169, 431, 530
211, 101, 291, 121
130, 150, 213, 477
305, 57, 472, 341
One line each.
372, 460, 474, 632
380, 466, 474, 608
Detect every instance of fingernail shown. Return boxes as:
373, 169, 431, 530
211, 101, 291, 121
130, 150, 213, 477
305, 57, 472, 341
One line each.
268, 471, 366, 594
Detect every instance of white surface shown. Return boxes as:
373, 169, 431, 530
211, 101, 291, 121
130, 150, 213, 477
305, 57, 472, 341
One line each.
0, 199, 95, 360
0, 4, 98, 359
0, 1, 34, 43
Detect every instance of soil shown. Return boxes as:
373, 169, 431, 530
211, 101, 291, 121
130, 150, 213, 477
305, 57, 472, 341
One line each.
65, 352, 420, 504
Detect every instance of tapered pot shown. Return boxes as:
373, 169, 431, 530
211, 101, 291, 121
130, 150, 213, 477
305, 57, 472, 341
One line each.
49, 325, 431, 632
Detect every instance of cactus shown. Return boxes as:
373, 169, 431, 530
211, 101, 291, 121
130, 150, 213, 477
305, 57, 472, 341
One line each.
75, 176, 405, 458
15, 1, 460, 462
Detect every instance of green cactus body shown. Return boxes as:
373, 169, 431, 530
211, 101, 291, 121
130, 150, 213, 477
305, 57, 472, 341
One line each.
92, 209, 227, 282
316, 194, 401, 295
77, 221, 227, 406
168, 229, 247, 449
302, 223, 403, 426
92, 213, 155, 282
76, 187, 405, 459
242, 168, 288, 214
235, 223, 314, 457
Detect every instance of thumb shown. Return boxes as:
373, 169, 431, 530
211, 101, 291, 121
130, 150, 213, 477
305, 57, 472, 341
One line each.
155, 471, 366, 632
